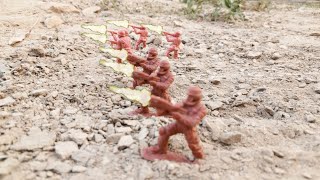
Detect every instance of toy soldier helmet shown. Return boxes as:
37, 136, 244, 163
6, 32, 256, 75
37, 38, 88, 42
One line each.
188, 86, 202, 99
148, 48, 158, 56
159, 60, 170, 70
118, 30, 126, 37
175, 31, 181, 36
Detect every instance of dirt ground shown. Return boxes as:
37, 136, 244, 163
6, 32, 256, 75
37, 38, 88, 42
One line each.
1, 0, 320, 179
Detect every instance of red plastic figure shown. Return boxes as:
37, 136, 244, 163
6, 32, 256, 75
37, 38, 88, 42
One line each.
142, 86, 207, 163
163, 31, 181, 59
127, 48, 160, 88
130, 25, 148, 50
108, 30, 119, 49
108, 29, 133, 63
130, 60, 174, 116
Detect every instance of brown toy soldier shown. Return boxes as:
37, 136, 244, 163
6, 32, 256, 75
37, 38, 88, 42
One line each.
130, 60, 174, 116
163, 31, 181, 59
127, 48, 160, 88
109, 30, 133, 63
142, 86, 207, 163
130, 25, 148, 50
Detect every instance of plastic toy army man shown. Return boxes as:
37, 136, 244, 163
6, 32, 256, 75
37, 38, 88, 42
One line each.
142, 86, 207, 163
127, 48, 160, 88
130, 60, 174, 116
108, 29, 133, 63
130, 25, 148, 50
163, 31, 181, 59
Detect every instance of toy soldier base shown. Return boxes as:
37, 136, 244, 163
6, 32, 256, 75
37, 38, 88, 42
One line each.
129, 106, 153, 117
141, 86, 207, 163
141, 146, 192, 163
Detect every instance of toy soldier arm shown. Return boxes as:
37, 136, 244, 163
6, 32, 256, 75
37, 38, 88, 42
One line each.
140, 61, 159, 73
151, 74, 174, 91
172, 105, 207, 128
132, 71, 151, 81
150, 96, 185, 113
127, 54, 146, 65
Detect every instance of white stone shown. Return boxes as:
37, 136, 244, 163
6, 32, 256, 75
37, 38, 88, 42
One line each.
55, 141, 79, 159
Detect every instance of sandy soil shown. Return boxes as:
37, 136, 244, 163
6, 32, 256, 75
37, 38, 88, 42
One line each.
1, 0, 320, 179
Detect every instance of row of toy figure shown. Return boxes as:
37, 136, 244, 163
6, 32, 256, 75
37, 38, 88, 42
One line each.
81, 21, 207, 163
124, 47, 207, 163
106, 25, 181, 60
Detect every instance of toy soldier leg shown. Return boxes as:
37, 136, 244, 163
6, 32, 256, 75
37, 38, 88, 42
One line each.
166, 48, 174, 57
135, 40, 141, 50
162, 92, 171, 102
143, 40, 147, 48
184, 129, 204, 159
173, 50, 178, 59
155, 123, 180, 153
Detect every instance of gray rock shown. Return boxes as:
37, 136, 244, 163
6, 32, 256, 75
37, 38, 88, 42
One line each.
29, 161, 47, 171
46, 2, 80, 13
94, 134, 104, 143
219, 132, 242, 145
29, 46, 46, 57
206, 101, 223, 111
314, 84, 320, 94
71, 150, 92, 165
0, 97, 15, 107
82, 6, 101, 17
209, 78, 221, 85
50, 108, 61, 119
47, 161, 72, 174
55, 141, 79, 159
274, 111, 290, 119
118, 135, 134, 150
0, 111, 12, 119
305, 114, 316, 123
271, 52, 281, 60
247, 51, 262, 59
0, 135, 15, 145
115, 127, 132, 133
138, 128, 149, 140
11, 130, 56, 151
106, 133, 123, 144
30, 89, 49, 97
72, 166, 87, 173
0, 158, 20, 176
44, 15, 64, 29
138, 162, 154, 180
63, 106, 78, 115
68, 129, 88, 145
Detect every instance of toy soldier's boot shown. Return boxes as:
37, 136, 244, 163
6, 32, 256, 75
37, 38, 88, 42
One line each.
130, 106, 151, 117
151, 124, 179, 154
185, 130, 204, 159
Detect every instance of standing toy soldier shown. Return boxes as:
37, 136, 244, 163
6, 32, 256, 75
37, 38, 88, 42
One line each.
108, 29, 133, 63
142, 86, 207, 163
163, 31, 181, 59
131, 60, 174, 116
127, 47, 160, 88
130, 25, 148, 50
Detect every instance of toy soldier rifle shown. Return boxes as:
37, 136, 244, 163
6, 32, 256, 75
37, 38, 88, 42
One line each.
107, 30, 118, 35
132, 71, 160, 83
126, 54, 147, 66
130, 24, 144, 29
149, 95, 187, 115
